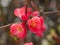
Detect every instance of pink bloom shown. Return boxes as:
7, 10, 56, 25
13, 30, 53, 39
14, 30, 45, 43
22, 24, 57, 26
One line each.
24, 42, 33, 45
14, 7, 32, 21
27, 17, 41, 33
10, 22, 26, 39
27, 16, 46, 37
31, 11, 39, 16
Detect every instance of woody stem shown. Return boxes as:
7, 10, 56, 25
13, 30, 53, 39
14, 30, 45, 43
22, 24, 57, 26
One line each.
25, 0, 31, 15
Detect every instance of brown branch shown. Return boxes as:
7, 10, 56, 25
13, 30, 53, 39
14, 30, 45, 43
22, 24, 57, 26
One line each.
31, 1, 39, 11
0, 24, 12, 29
25, 0, 31, 15
41, 11, 60, 14
0, 22, 20, 29
0, 11, 60, 29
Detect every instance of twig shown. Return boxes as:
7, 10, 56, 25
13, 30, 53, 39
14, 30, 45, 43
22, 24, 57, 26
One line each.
25, 0, 31, 15
41, 11, 60, 14
0, 24, 11, 29
0, 22, 20, 29
31, 1, 39, 11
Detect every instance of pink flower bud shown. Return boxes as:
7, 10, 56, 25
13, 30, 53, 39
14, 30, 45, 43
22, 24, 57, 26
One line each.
32, 11, 39, 16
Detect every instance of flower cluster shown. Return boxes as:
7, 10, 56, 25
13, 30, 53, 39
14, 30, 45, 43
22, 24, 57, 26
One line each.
14, 7, 39, 21
10, 6, 46, 39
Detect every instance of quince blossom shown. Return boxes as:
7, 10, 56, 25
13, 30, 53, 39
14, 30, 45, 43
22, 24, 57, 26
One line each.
14, 7, 32, 21
27, 16, 46, 37
10, 22, 26, 39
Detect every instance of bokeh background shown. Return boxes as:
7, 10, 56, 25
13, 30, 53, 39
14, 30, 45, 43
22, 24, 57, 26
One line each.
0, 0, 60, 45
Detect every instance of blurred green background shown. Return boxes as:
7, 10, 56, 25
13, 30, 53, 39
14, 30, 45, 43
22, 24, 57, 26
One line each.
0, 0, 60, 45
